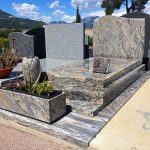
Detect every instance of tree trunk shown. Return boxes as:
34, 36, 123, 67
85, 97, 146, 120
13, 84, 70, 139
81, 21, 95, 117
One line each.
126, 0, 130, 14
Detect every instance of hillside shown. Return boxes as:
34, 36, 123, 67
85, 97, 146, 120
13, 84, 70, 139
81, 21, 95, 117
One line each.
0, 9, 45, 29
72, 16, 98, 28
0, 9, 98, 29
51, 16, 98, 28
81, 16, 98, 28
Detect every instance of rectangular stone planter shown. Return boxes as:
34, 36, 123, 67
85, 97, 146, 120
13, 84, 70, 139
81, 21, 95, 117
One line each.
0, 89, 66, 123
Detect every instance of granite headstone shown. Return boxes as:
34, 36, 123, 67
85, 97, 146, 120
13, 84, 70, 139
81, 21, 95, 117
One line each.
26, 28, 46, 59
9, 32, 34, 58
45, 23, 85, 60
122, 12, 150, 70
93, 16, 145, 60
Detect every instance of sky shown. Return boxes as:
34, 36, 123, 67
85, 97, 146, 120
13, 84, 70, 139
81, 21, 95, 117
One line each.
0, 0, 150, 23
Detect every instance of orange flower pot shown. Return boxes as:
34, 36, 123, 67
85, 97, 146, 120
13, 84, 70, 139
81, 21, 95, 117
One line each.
0, 67, 14, 79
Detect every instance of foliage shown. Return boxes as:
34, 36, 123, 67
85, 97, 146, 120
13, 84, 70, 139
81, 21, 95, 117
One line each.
76, 6, 81, 23
0, 50, 18, 69
101, 0, 122, 15
32, 23, 44, 29
0, 37, 9, 49
2, 79, 54, 97
32, 81, 54, 96
0, 29, 22, 49
0, 29, 21, 38
101, 0, 149, 15
135, 0, 149, 12
88, 37, 93, 46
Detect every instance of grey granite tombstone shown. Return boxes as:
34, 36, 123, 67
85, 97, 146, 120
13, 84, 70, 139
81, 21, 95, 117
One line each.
122, 12, 150, 70
93, 16, 145, 60
45, 23, 85, 60
9, 32, 34, 58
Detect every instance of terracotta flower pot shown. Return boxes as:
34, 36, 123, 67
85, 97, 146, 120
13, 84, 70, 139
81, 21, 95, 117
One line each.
0, 67, 14, 79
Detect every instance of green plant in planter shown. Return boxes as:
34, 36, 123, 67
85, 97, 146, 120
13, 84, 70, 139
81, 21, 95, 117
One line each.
2, 79, 54, 97
32, 81, 54, 96
2, 56, 54, 97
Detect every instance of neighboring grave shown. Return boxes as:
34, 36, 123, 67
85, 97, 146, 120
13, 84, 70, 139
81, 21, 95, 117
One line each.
122, 12, 150, 70
45, 23, 85, 60
93, 16, 145, 60
9, 32, 34, 58
26, 28, 46, 59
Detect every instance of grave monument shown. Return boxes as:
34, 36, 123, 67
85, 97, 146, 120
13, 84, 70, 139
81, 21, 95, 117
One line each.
47, 16, 145, 116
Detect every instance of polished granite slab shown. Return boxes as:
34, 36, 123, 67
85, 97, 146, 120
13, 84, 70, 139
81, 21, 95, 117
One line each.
0, 71, 150, 147
47, 58, 145, 116
0, 58, 145, 117
48, 58, 142, 88
0, 58, 75, 86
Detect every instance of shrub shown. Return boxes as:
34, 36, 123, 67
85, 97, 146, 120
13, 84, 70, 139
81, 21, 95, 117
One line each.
88, 37, 93, 46
32, 81, 54, 96
0, 37, 9, 49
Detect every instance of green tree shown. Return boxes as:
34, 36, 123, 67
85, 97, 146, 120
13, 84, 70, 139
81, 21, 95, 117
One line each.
101, 0, 149, 15
76, 6, 81, 23
32, 22, 43, 29
135, 0, 149, 12
0, 38, 9, 49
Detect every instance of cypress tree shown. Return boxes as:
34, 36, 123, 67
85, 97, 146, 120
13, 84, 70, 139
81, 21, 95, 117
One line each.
76, 6, 81, 23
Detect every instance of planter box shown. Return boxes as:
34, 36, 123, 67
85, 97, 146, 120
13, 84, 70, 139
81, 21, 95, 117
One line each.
0, 88, 66, 123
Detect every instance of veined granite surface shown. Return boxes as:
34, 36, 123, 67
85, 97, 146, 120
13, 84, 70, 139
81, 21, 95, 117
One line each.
48, 58, 142, 88
0, 89, 66, 123
0, 71, 150, 147
0, 58, 145, 116
48, 57, 145, 115
93, 16, 145, 60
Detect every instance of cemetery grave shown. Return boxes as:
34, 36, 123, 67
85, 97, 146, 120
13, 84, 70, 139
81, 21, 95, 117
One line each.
48, 16, 146, 116
0, 16, 150, 148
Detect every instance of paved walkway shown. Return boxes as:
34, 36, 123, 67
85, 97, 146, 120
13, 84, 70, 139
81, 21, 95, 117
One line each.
90, 78, 150, 150
0, 123, 75, 150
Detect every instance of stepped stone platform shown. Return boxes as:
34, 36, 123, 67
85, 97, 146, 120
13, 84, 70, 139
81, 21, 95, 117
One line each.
48, 58, 145, 116
0, 71, 150, 147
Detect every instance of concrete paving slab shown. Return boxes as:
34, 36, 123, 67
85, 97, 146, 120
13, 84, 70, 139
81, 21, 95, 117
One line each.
90, 78, 150, 150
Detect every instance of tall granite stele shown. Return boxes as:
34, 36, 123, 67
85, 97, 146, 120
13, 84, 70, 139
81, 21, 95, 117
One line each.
122, 12, 150, 70
45, 23, 85, 60
93, 16, 145, 60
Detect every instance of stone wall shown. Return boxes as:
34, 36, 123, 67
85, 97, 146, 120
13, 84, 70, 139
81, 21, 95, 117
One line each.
9, 32, 34, 58
45, 23, 85, 60
93, 16, 145, 60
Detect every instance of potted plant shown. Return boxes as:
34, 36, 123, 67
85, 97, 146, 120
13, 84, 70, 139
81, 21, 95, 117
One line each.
0, 57, 66, 123
0, 50, 18, 78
